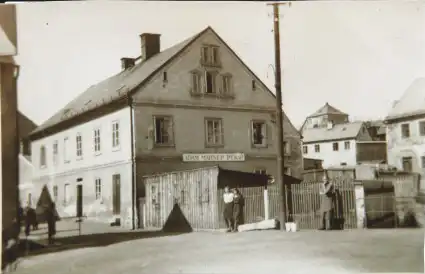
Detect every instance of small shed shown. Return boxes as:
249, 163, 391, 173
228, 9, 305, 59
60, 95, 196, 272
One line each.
142, 166, 272, 231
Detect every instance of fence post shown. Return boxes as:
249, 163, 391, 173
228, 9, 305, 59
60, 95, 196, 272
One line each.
264, 188, 269, 220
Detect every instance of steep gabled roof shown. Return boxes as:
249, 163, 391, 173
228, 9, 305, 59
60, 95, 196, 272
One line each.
308, 102, 348, 118
31, 30, 202, 135
302, 121, 364, 143
31, 26, 283, 138
385, 78, 425, 121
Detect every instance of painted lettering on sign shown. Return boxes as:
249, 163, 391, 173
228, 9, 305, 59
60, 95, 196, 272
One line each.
182, 153, 245, 162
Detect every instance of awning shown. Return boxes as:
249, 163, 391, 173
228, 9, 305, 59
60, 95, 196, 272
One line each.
0, 26, 16, 56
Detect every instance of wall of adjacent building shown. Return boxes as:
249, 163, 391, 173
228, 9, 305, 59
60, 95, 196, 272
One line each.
302, 139, 357, 168
30, 107, 133, 223
386, 118, 425, 190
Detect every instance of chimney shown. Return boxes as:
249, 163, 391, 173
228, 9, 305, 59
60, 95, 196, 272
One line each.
121, 57, 135, 70
327, 121, 334, 130
140, 33, 161, 61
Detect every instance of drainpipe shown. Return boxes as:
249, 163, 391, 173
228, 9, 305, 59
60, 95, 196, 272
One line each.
128, 96, 137, 230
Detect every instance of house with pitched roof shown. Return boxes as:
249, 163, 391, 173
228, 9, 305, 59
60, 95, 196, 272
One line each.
28, 26, 302, 227
301, 103, 387, 168
385, 78, 425, 191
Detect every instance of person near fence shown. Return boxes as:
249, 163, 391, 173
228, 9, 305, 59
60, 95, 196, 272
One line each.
223, 186, 234, 232
319, 180, 335, 230
232, 188, 244, 232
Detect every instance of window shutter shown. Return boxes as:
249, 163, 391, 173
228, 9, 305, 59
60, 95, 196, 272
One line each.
152, 117, 157, 143
250, 121, 255, 145
167, 117, 174, 144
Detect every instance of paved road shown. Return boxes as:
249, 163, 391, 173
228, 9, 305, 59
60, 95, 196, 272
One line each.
14, 226, 424, 274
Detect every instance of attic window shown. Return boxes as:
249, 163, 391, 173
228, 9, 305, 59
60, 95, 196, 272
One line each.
163, 71, 168, 82
252, 80, 256, 91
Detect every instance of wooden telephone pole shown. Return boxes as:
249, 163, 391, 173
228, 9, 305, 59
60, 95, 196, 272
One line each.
268, 2, 291, 230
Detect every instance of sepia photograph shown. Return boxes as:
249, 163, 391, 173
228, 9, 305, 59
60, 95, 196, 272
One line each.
1, 1, 424, 273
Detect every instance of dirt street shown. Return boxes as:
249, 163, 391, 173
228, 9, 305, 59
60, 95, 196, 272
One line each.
14, 225, 424, 274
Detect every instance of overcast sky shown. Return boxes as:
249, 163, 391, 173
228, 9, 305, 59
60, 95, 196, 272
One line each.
14, 1, 425, 128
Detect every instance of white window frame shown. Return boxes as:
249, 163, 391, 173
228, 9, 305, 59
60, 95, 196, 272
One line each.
94, 128, 101, 154
76, 133, 83, 159
251, 120, 267, 147
401, 123, 410, 138
205, 118, 224, 147
314, 144, 320, 153
332, 142, 339, 151
95, 178, 102, 200
64, 183, 70, 205
344, 141, 350, 150
112, 121, 120, 150
200, 45, 220, 66
39, 145, 47, 168
64, 137, 70, 163
153, 116, 174, 146
221, 74, 232, 95
284, 141, 291, 155
53, 141, 58, 165
191, 71, 202, 94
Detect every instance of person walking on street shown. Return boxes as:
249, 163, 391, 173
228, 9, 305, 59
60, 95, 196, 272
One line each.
46, 202, 57, 245
319, 177, 335, 230
223, 186, 234, 232
232, 188, 244, 232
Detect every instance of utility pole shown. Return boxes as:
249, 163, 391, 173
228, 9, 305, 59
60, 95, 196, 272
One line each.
268, 2, 291, 230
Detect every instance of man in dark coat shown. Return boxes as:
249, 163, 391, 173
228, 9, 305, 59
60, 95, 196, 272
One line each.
319, 180, 335, 230
232, 188, 244, 232
46, 203, 57, 245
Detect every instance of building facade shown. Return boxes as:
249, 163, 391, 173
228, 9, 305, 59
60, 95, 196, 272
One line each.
300, 102, 349, 132
1, 4, 19, 237
29, 27, 302, 227
385, 78, 425, 191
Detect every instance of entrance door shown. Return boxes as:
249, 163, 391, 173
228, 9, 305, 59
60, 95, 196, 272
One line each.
112, 174, 121, 215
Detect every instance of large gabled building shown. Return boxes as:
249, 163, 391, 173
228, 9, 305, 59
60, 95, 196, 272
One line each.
29, 26, 302, 227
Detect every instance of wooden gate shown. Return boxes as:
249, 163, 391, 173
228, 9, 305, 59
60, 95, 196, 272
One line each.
290, 178, 356, 229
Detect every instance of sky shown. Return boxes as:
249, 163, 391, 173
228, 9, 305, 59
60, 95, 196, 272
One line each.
14, 1, 425, 128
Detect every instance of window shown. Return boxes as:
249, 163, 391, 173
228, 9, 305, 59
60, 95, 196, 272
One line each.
254, 168, 267, 175
284, 141, 290, 155
402, 157, 413, 172
205, 118, 223, 146
39, 145, 46, 168
344, 141, 350, 150
333, 142, 339, 151
76, 134, 83, 158
252, 80, 256, 91
284, 167, 291, 176
303, 145, 308, 154
95, 178, 102, 200
94, 128, 101, 153
205, 71, 216, 94
64, 183, 70, 205
154, 116, 174, 146
53, 141, 58, 165
341, 162, 347, 166
112, 121, 120, 148
221, 74, 232, 94
419, 121, 425, 136
401, 123, 410, 138
200, 45, 220, 66
64, 137, 70, 162
163, 71, 167, 82
314, 144, 320, 153
421, 156, 425, 169
252, 121, 267, 147
191, 72, 202, 94
53, 185, 58, 201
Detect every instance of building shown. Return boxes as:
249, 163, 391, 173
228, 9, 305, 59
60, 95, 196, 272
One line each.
28, 26, 302, 227
1, 4, 19, 238
17, 112, 37, 207
300, 102, 349, 132
364, 120, 386, 141
385, 78, 425, 191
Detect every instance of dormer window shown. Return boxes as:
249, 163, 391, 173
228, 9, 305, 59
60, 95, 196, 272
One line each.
200, 45, 220, 67
252, 80, 256, 91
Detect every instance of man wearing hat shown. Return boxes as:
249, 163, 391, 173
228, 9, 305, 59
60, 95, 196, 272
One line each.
319, 174, 335, 230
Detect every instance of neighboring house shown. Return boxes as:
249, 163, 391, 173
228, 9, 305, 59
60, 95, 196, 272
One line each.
300, 102, 349, 132
301, 121, 373, 168
385, 78, 425, 191
17, 112, 37, 207
303, 158, 323, 171
364, 120, 386, 141
28, 26, 302, 227
1, 4, 19, 235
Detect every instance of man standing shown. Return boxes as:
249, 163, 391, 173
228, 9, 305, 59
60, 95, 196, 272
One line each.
319, 177, 335, 230
46, 203, 57, 245
223, 186, 234, 232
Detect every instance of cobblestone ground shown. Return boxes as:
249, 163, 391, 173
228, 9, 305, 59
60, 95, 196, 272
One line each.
13, 221, 425, 274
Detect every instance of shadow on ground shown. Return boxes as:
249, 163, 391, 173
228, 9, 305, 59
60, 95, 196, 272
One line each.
19, 230, 190, 257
